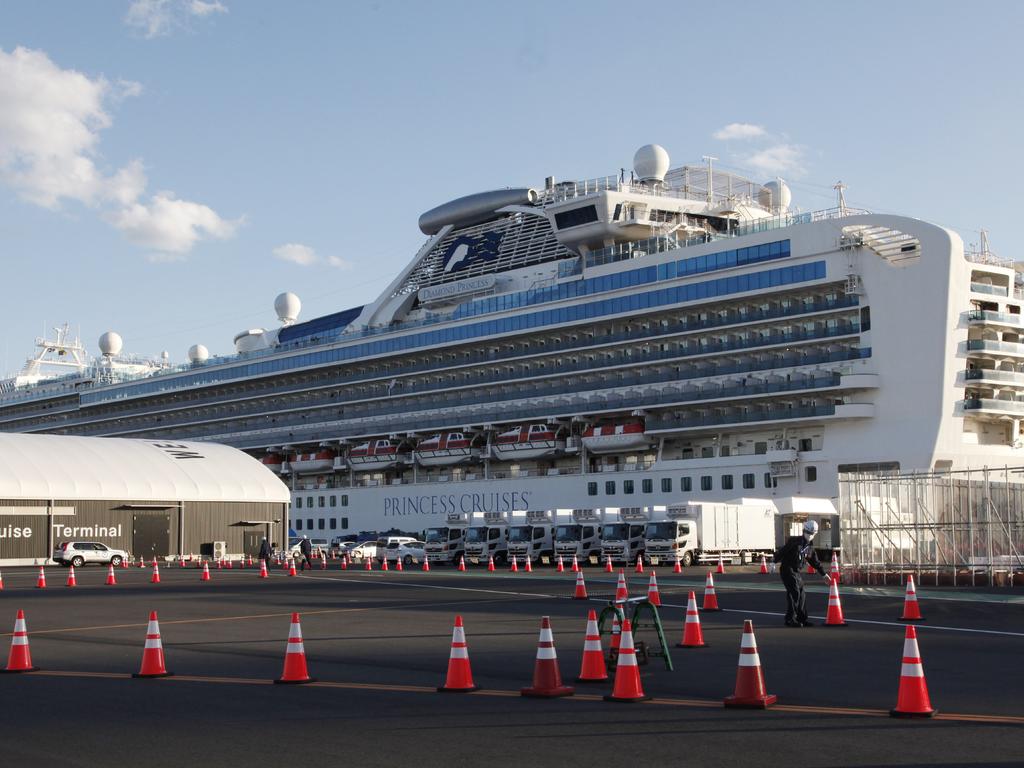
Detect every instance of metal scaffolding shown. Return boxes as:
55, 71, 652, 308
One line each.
839, 467, 1024, 587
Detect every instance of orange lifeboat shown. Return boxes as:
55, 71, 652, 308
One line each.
492, 424, 565, 461
414, 432, 478, 467
289, 449, 337, 473
581, 420, 652, 454
261, 453, 285, 473
348, 439, 410, 471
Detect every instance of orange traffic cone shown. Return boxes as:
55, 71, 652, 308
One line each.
133, 611, 171, 678
66, 565, 77, 587
320, 555, 327, 571
121, 557, 128, 569
227, 558, 233, 569
830, 551, 841, 583
36, 566, 46, 589
524, 556, 532, 573
422, 557, 430, 572
604, 556, 613, 573
520, 616, 574, 698
217, 558, 222, 570
138, 557, 145, 568
609, 614, 622, 659
614, 570, 628, 603
200, 562, 211, 582
105, 564, 117, 586
457, 556, 466, 572
899, 575, 924, 621
437, 615, 478, 692
716, 554, 725, 574
576, 610, 608, 683
724, 620, 776, 708
673, 554, 682, 574
510, 555, 518, 573
572, 571, 588, 600
604, 619, 649, 702
759, 555, 768, 575
646, 572, 661, 606
381, 558, 389, 571
365, 557, 372, 571
634, 557, 644, 574
823, 576, 847, 626
891, 625, 936, 718
488, 555, 495, 572
340, 555, 348, 571
288, 560, 298, 577
2, 610, 37, 673
556, 555, 565, 573
677, 591, 706, 648
274, 613, 314, 684
394, 557, 403, 572
702, 572, 720, 611
571, 554, 579, 573
150, 560, 160, 584
248, 555, 254, 568
259, 559, 269, 579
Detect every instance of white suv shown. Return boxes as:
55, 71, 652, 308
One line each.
53, 541, 129, 568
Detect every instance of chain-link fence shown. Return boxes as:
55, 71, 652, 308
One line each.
839, 467, 1024, 587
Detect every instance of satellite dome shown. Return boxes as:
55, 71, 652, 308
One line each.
274, 292, 301, 325
759, 179, 792, 212
187, 344, 209, 363
633, 144, 671, 184
98, 331, 123, 357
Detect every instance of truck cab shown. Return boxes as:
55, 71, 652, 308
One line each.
600, 508, 648, 566
644, 506, 696, 567
424, 512, 468, 565
507, 510, 554, 564
554, 509, 603, 564
464, 511, 509, 566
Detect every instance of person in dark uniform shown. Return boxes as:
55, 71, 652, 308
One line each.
258, 537, 273, 567
299, 535, 313, 571
776, 520, 831, 626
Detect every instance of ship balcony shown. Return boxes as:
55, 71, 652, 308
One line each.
970, 282, 1009, 297
967, 310, 1024, 331
964, 368, 1024, 388
646, 402, 874, 435
962, 397, 1024, 418
965, 339, 1024, 361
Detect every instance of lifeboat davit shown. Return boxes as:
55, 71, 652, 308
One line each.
348, 439, 409, 471
581, 420, 653, 454
415, 432, 478, 467
491, 424, 565, 461
288, 449, 337, 473
261, 453, 285, 473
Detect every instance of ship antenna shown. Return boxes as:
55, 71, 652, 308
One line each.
833, 180, 848, 216
702, 155, 718, 204
979, 228, 991, 260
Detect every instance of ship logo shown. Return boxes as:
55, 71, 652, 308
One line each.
441, 232, 503, 273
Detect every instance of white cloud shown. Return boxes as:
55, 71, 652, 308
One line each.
110, 192, 242, 253
741, 143, 805, 177
0, 45, 240, 258
124, 0, 227, 39
712, 123, 765, 141
274, 244, 351, 269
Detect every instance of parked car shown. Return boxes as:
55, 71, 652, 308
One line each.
53, 541, 129, 568
376, 535, 418, 564
282, 537, 330, 558
393, 541, 426, 566
348, 541, 378, 560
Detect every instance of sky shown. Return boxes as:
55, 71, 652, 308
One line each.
1, 0, 1022, 373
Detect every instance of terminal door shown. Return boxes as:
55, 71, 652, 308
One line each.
243, 530, 262, 556
132, 513, 171, 561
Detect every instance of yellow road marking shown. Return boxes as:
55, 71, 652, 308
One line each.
24, 670, 1024, 725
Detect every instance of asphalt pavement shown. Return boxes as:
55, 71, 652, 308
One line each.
0, 562, 1021, 767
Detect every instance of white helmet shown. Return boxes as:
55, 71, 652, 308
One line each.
803, 520, 819, 536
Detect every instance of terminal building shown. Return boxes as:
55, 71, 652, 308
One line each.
0, 434, 290, 565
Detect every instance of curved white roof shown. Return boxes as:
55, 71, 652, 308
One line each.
0, 434, 289, 503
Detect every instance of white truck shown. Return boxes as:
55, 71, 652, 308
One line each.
600, 507, 649, 566
424, 511, 469, 565
464, 511, 510, 566
507, 510, 555, 564
554, 509, 603, 565
643, 502, 775, 567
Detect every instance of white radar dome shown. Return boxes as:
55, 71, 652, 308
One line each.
187, 344, 209, 363
274, 292, 301, 325
98, 331, 123, 357
759, 179, 792, 212
633, 144, 671, 184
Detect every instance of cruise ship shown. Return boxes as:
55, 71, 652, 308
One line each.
1, 144, 1019, 547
